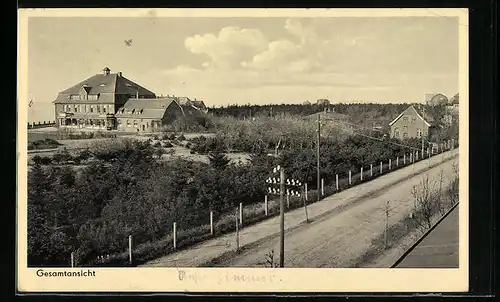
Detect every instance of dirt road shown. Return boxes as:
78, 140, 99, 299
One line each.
215, 156, 458, 268
142, 150, 458, 268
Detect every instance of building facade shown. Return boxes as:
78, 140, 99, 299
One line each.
389, 105, 433, 139
53, 67, 156, 130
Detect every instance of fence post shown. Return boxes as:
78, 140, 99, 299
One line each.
321, 178, 324, 196
380, 162, 383, 174
210, 210, 214, 235
389, 159, 391, 170
360, 167, 363, 181
410, 152, 413, 163
128, 235, 133, 265
235, 208, 239, 251
336, 174, 339, 190
71, 252, 74, 268
286, 194, 290, 208
173, 222, 177, 250
404, 154, 406, 164
304, 184, 308, 201
349, 170, 352, 185
416, 151, 419, 161
265, 195, 269, 216
370, 164, 373, 177
396, 156, 399, 167
239, 202, 243, 225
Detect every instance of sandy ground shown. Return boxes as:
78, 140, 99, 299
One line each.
142, 150, 458, 267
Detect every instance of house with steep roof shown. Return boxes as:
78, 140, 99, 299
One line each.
114, 97, 187, 132
389, 105, 438, 139
53, 67, 156, 130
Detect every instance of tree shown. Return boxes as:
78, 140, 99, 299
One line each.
208, 150, 230, 170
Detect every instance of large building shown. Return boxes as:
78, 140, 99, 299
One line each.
53, 67, 156, 130
389, 105, 436, 139
53, 67, 207, 132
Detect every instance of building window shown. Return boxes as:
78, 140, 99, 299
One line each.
417, 129, 422, 137
97, 105, 101, 113
126, 120, 131, 127
70, 95, 80, 100
103, 106, 106, 113
403, 125, 408, 133
88, 95, 98, 100
90, 106, 94, 113
412, 117, 416, 123
133, 120, 138, 128
403, 116, 408, 123
394, 127, 399, 138
85, 105, 89, 113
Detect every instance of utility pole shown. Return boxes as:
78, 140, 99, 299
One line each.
317, 113, 321, 201
279, 167, 285, 268
421, 105, 425, 156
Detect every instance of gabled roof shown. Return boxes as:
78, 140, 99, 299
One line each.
190, 100, 206, 109
176, 97, 191, 105
54, 71, 156, 103
389, 105, 432, 127
115, 97, 182, 119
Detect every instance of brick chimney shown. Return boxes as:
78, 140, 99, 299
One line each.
117, 71, 122, 77
103, 67, 111, 76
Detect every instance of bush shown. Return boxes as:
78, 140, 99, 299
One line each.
28, 138, 62, 150
32, 155, 52, 165
154, 142, 162, 147
163, 142, 173, 148
162, 133, 176, 141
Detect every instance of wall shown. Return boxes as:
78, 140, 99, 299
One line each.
116, 118, 162, 133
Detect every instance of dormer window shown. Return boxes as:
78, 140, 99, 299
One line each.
131, 109, 135, 114
140, 109, 144, 114
100, 83, 106, 87
70, 95, 80, 100
88, 95, 98, 100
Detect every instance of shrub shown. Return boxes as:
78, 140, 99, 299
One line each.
28, 138, 62, 150
32, 155, 52, 165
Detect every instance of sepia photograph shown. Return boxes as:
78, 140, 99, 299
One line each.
17, 8, 469, 292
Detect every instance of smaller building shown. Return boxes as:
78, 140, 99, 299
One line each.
389, 105, 436, 139
115, 97, 185, 133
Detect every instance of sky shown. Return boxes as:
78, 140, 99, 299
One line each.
27, 16, 459, 122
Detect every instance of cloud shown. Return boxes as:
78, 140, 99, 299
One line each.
184, 26, 268, 69
241, 18, 335, 72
